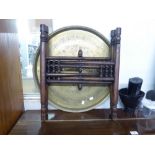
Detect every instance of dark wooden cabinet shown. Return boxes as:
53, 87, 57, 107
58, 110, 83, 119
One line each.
0, 19, 24, 134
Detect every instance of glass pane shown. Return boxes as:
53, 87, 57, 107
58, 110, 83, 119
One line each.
17, 19, 53, 94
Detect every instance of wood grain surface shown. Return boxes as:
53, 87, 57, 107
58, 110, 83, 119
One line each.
9, 109, 155, 135
0, 19, 24, 134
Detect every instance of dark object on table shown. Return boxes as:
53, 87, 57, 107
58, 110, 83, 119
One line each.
119, 88, 145, 111
119, 77, 145, 112
128, 77, 143, 96
146, 90, 155, 101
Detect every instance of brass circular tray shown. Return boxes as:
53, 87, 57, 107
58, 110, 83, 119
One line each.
34, 26, 110, 112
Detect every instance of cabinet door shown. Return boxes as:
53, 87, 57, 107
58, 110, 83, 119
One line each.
0, 19, 24, 134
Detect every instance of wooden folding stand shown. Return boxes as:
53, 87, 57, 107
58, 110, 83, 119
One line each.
40, 24, 121, 121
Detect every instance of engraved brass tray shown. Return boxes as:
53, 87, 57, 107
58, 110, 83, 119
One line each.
34, 26, 110, 112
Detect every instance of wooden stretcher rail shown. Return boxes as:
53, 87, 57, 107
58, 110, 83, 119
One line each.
46, 56, 111, 61
46, 79, 113, 85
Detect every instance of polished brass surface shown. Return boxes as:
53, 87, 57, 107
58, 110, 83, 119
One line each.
34, 26, 110, 112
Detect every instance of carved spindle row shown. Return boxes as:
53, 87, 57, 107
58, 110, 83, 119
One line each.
46, 61, 114, 81
100, 65, 114, 78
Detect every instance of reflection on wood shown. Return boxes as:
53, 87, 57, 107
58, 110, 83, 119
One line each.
9, 110, 155, 135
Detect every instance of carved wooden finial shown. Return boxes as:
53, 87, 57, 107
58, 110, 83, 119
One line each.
78, 49, 83, 57
40, 24, 48, 33
40, 24, 48, 42
110, 30, 115, 45
115, 27, 121, 44
111, 28, 121, 45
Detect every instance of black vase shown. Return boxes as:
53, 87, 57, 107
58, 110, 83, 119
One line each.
119, 88, 145, 112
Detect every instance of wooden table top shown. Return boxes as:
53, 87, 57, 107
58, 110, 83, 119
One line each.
9, 109, 155, 135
